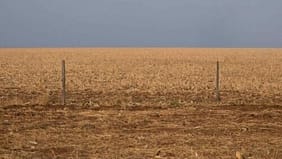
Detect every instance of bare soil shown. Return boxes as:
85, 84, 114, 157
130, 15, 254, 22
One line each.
1, 103, 282, 159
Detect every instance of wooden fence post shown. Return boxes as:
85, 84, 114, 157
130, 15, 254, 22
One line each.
62, 60, 66, 105
216, 61, 221, 102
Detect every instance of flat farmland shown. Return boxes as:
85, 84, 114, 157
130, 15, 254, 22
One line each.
0, 48, 282, 158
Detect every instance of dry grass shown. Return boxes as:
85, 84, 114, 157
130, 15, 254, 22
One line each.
0, 48, 281, 107
0, 48, 282, 158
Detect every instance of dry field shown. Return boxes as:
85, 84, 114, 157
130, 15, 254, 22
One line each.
0, 48, 282, 158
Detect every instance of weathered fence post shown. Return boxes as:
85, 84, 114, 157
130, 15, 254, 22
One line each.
62, 60, 66, 105
216, 61, 221, 102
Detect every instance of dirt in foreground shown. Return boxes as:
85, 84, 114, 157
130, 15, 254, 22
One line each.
1, 104, 282, 159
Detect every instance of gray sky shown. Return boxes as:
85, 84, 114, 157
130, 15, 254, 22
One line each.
1, 0, 282, 47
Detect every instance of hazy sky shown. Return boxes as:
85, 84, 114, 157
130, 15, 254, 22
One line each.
1, 0, 282, 47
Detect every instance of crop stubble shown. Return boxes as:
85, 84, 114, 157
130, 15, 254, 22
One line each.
0, 48, 282, 158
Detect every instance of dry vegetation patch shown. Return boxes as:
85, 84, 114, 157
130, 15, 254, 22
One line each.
0, 48, 282, 158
